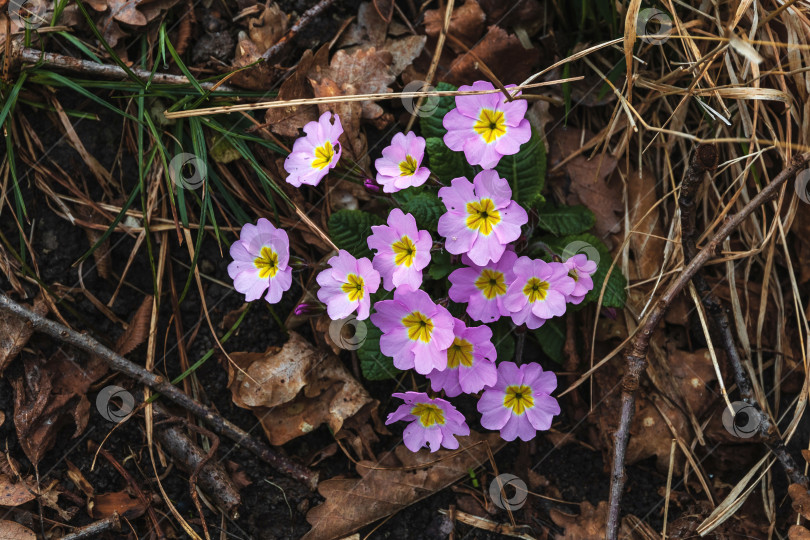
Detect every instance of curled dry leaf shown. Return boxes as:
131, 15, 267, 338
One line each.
114, 295, 153, 356
444, 25, 541, 86
12, 349, 107, 465
0, 295, 47, 376
302, 431, 503, 540
226, 331, 375, 445
0, 520, 36, 540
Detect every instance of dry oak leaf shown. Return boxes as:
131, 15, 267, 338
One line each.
226, 331, 375, 445
0, 295, 47, 376
424, 0, 487, 53
0, 474, 35, 507
549, 127, 622, 242
445, 25, 541, 86
339, 1, 388, 49
302, 431, 504, 540
625, 396, 688, 472
550, 501, 635, 540
265, 45, 329, 137
0, 520, 35, 540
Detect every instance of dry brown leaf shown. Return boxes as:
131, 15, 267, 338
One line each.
550, 501, 635, 540
93, 490, 147, 520
549, 128, 622, 242
667, 348, 717, 417
12, 350, 107, 465
302, 431, 503, 540
339, 2, 388, 48
231, 34, 280, 90
383, 35, 427, 79
265, 46, 329, 137
0, 295, 46, 376
247, 3, 287, 51
372, 0, 394, 23
0, 474, 35, 507
626, 396, 688, 472
424, 0, 486, 53
626, 165, 665, 280
308, 45, 396, 167
790, 525, 810, 540
790, 483, 810, 520
0, 520, 35, 540
802, 449, 810, 463
66, 461, 95, 515
445, 25, 541, 86
226, 331, 375, 445
114, 295, 153, 356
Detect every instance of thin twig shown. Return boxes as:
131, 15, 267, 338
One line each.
57, 512, 121, 540
262, 0, 336, 62
16, 47, 236, 91
604, 151, 810, 540
0, 291, 319, 489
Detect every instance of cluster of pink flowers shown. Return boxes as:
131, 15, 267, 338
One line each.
227, 81, 599, 452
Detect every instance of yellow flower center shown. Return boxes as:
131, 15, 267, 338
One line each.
473, 108, 507, 143
340, 273, 365, 302
402, 311, 434, 343
465, 198, 501, 235
312, 140, 335, 170
568, 269, 579, 282
474, 269, 507, 300
503, 384, 534, 415
253, 246, 279, 279
523, 277, 550, 303
392, 235, 417, 267
411, 403, 445, 427
398, 155, 418, 176
446, 337, 474, 369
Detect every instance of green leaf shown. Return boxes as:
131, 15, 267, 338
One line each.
533, 318, 565, 364
542, 233, 627, 308
328, 210, 383, 259
418, 82, 458, 139
495, 129, 546, 208
399, 190, 445, 230
358, 324, 401, 380
425, 137, 475, 183
491, 319, 516, 363
428, 249, 453, 280
535, 205, 595, 236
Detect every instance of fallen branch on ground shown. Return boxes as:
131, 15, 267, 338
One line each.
605, 151, 810, 540
0, 291, 318, 489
